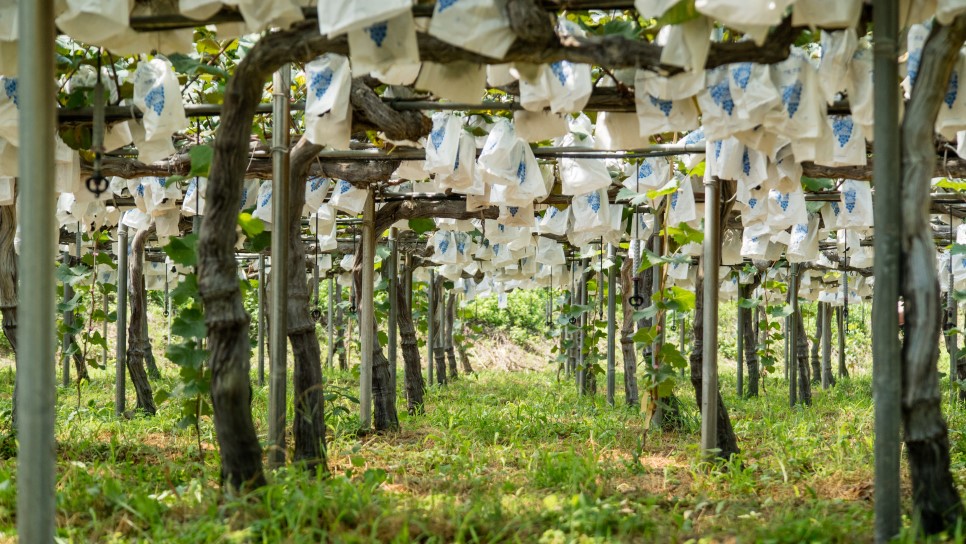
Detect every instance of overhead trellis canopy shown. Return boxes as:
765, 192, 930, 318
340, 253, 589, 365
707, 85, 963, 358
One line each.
13, 0, 966, 542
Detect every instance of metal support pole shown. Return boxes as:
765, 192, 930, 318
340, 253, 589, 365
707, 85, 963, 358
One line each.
872, 0, 902, 538
102, 291, 109, 369
17, 0, 56, 539
737, 293, 744, 397
577, 260, 587, 394
359, 189, 376, 430
700, 177, 721, 456
267, 65, 291, 468
821, 303, 831, 389
326, 276, 334, 369
257, 253, 265, 386
428, 269, 435, 387
388, 227, 399, 392
116, 224, 129, 416
61, 251, 72, 387
606, 243, 617, 406
789, 264, 800, 407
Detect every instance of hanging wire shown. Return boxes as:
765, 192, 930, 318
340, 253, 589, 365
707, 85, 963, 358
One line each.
85, 51, 109, 197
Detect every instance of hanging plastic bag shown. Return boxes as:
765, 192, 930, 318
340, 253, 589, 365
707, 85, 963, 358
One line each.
415, 61, 487, 104
667, 175, 697, 226
427, 0, 517, 59
837, 179, 874, 229
329, 179, 368, 215
347, 10, 419, 76
305, 54, 352, 150
56, 0, 129, 46
318, 0, 412, 37
132, 57, 189, 143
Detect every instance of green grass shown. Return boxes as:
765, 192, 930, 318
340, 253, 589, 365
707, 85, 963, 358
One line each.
0, 296, 960, 543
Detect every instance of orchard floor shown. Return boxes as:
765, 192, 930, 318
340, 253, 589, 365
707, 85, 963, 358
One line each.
0, 359, 964, 542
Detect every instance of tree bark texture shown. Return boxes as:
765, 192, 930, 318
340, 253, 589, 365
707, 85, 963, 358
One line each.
689, 273, 740, 459
334, 284, 347, 371
795, 309, 812, 406
445, 292, 459, 380
126, 228, 157, 415
287, 137, 327, 470
740, 282, 761, 398
432, 278, 447, 386
810, 304, 822, 385
821, 303, 835, 389
900, 16, 966, 534
619, 255, 640, 408
396, 265, 425, 415
0, 205, 17, 424
836, 307, 849, 379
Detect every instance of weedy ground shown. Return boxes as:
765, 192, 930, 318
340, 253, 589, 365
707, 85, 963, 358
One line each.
0, 303, 963, 542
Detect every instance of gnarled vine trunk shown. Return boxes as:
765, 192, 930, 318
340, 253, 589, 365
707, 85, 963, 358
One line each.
795, 309, 812, 406
353, 252, 399, 432
126, 228, 157, 415
0, 205, 17, 424
739, 281, 761, 398
810, 303, 822, 385
287, 138, 326, 470
445, 293, 459, 380
396, 264, 425, 415
900, 16, 966, 534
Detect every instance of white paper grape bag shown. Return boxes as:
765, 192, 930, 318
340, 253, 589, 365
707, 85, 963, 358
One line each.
792, 0, 862, 27
786, 215, 819, 263
514, 110, 568, 143
624, 157, 672, 194
498, 203, 536, 228
721, 228, 742, 265
667, 176, 697, 226
252, 180, 273, 224
56, 0, 129, 46
765, 49, 824, 142
657, 16, 713, 73
837, 179, 874, 229
424, 112, 462, 175
700, 66, 752, 140
415, 61, 487, 103
439, 131, 478, 192
132, 57, 189, 143
740, 222, 771, 259
571, 189, 610, 232
728, 62, 779, 128
594, 112, 650, 150
329, 179, 368, 215
318, 0, 413, 37
935, 50, 966, 139
902, 24, 931, 99
304, 177, 331, 214
765, 177, 807, 231
818, 30, 858, 104
537, 206, 570, 236
347, 10, 419, 76
304, 54, 352, 149
536, 237, 566, 266
427, 0, 516, 59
